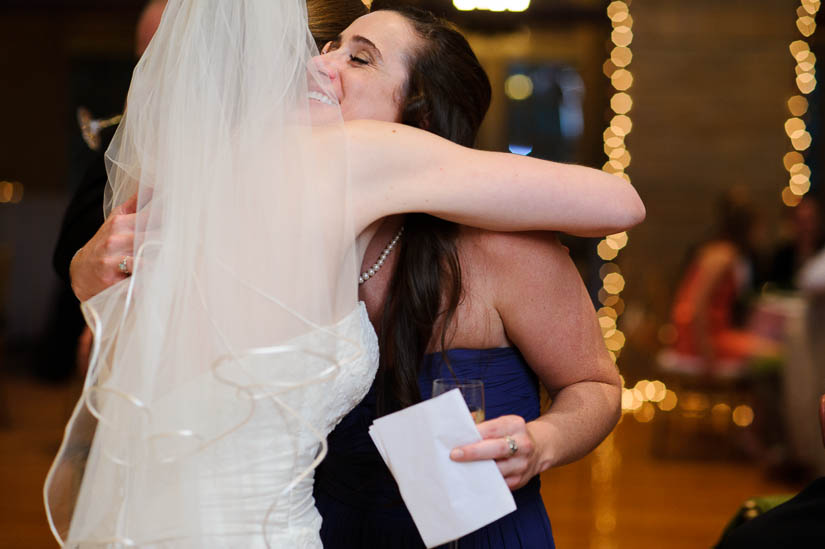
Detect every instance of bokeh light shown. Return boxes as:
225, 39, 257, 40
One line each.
782, 1, 820, 206
0, 181, 24, 204
599, 1, 633, 367
504, 73, 534, 101
732, 405, 755, 427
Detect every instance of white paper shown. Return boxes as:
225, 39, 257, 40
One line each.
368, 389, 516, 548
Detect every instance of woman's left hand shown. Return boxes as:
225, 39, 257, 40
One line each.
449, 414, 543, 491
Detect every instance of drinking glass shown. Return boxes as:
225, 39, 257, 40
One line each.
431, 378, 485, 424
431, 378, 485, 548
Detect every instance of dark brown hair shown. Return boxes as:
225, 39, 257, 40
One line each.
372, 5, 492, 414
306, 0, 368, 49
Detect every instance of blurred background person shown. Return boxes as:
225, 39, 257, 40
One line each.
662, 186, 779, 377
765, 196, 824, 291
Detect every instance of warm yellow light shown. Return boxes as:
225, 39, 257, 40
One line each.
784, 151, 805, 170
453, 0, 476, 10
603, 59, 617, 79
790, 162, 811, 178
681, 392, 710, 413
790, 39, 811, 58
615, 149, 631, 168
602, 160, 624, 174
649, 380, 667, 402
792, 131, 813, 150
607, 146, 626, 160
507, 0, 530, 11
788, 95, 809, 116
658, 389, 678, 411
504, 74, 534, 100
797, 73, 817, 94
0, 182, 13, 203
608, 232, 628, 251
796, 61, 816, 74
621, 387, 637, 410
599, 315, 617, 330
599, 238, 622, 260
617, 13, 633, 29
790, 179, 811, 195
611, 27, 633, 47
797, 16, 817, 37
611, 69, 633, 91
712, 403, 731, 417
610, 92, 633, 114
611, 114, 633, 136
783, 187, 804, 207
711, 403, 732, 432
634, 401, 655, 423
801, 0, 821, 14
605, 134, 624, 148
611, 46, 633, 68
598, 306, 618, 320
732, 405, 754, 427
790, 172, 810, 185
785, 117, 806, 138
602, 272, 626, 294
606, 1, 628, 20
801, 0, 821, 16
605, 330, 626, 352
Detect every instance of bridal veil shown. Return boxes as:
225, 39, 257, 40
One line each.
44, 0, 361, 545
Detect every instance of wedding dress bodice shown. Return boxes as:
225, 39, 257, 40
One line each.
65, 302, 378, 548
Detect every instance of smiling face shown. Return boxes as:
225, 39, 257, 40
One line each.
310, 11, 420, 123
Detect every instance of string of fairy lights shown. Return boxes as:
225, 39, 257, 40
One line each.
782, 0, 820, 208
597, 1, 633, 368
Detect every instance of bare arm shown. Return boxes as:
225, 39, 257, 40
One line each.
451, 232, 621, 488
347, 120, 645, 237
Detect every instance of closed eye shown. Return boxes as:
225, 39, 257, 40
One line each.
349, 54, 369, 65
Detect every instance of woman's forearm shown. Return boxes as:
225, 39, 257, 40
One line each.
529, 380, 621, 471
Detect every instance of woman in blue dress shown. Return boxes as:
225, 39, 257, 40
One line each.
314, 6, 624, 548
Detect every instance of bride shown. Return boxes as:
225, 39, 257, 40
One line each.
45, 1, 643, 547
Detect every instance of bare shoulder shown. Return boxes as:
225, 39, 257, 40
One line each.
457, 229, 573, 312
467, 229, 568, 272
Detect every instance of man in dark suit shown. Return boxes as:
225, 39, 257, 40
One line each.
715, 394, 825, 548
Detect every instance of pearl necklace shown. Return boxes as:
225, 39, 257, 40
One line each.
359, 226, 404, 285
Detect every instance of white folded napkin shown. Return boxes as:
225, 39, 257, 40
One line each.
368, 389, 516, 548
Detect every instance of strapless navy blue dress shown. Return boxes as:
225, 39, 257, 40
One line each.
314, 347, 556, 548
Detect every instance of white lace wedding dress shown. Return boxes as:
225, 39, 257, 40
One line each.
49, 301, 377, 549
44, 2, 377, 546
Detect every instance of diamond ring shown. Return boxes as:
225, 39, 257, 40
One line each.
118, 256, 132, 276
504, 435, 518, 457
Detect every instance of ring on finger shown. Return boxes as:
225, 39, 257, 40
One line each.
118, 256, 132, 276
504, 435, 518, 457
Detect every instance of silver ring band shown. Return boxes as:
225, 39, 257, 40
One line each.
505, 435, 518, 457
118, 256, 131, 275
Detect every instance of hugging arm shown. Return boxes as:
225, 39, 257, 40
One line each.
450, 232, 621, 489
348, 120, 645, 237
